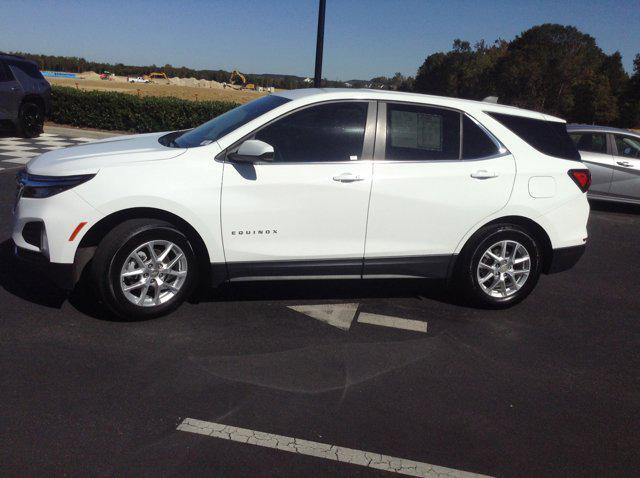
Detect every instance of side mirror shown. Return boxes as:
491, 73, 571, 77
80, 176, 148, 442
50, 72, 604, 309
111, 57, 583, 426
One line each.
228, 140, 274, 163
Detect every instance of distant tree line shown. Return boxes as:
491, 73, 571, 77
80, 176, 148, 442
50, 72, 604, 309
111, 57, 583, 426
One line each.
413, 24, 640, 127
8, 51, 310, 89
9, 51, 412, 91
11, 23, 640, 127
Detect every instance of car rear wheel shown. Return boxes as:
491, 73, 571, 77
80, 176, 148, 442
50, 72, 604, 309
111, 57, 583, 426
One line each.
91, 219, 197, 320
17, 102, 44, 138
455, 225, 541, 308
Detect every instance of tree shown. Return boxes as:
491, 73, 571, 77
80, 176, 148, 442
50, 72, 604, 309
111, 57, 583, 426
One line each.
413, 39, 507, 99
620, 54, 640, 128
494, 24, 621, 123
412, 24, 632, 126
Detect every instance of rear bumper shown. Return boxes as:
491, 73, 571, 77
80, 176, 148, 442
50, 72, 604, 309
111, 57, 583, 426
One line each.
13, 243, 75, 290
546, 244, 586, 274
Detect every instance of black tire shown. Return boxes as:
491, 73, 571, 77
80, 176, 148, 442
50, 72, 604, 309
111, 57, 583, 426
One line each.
454, 224, 541, 309
91, 219, 198, 320
17, 102, 44, 138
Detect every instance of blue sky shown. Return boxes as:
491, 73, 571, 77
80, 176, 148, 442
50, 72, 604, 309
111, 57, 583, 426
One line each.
1, 0, 638, 80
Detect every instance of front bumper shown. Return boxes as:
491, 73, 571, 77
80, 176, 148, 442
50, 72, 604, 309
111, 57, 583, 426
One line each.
13, 242, 75, 290
12, 190, 102, 264
546, 244, 586, 274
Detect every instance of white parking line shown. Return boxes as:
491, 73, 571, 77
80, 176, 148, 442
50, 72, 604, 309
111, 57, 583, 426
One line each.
358, 313, 428, 333
177, 418, 490, 477
288, 303, 359, 330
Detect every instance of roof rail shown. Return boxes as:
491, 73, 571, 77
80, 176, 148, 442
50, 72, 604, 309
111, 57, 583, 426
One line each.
0, 52, 26, 60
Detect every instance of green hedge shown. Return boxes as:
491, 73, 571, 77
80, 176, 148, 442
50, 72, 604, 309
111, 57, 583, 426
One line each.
50, 86, 239, 133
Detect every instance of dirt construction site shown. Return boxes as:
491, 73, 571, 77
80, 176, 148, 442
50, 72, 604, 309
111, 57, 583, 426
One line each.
47, 71, 269, 104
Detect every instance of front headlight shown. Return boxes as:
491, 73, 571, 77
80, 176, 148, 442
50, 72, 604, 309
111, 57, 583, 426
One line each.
16, 170, 96, 199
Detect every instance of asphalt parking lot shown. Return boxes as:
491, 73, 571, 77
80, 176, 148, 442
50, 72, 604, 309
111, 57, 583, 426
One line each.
1, 151, 639, 477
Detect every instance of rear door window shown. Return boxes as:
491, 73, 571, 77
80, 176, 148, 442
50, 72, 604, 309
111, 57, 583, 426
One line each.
488, 112, 580, 161
0, 61, 10, 82
8, 60, 44, 80
385, 103, 460, 160
569, 132, 607, 154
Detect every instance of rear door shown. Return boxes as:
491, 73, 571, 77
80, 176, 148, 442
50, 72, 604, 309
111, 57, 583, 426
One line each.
610, 133, 640, 200
220, 100, 376, 279
569, 131, 614, 195
0, 61, 21, 120
363, 102, 516, 278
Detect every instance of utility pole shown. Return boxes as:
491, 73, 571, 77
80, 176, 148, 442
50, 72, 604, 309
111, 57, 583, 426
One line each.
313, 0, 326, 88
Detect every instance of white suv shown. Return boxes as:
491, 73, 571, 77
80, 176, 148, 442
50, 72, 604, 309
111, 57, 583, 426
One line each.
12, 89, 590, 319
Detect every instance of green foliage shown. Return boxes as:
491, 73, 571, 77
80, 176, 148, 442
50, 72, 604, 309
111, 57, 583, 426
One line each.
414, 39, 508, 99
620, 55, 640, 128
413, 24, 636, 127
494, 24, 621, 124
50, 86, 239, 133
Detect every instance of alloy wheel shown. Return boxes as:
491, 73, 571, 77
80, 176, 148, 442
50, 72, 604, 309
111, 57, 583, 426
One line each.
119, 240, 188, 307
476, 240, 531, 298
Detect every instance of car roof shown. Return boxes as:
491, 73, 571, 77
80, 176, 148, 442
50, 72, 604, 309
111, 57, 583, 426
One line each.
273, 88, 565, 122
567, 124, 640, 136
0, 53, 38, 66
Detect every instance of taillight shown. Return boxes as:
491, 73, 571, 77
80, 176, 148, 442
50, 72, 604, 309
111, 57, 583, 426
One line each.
568, 169, 591, 193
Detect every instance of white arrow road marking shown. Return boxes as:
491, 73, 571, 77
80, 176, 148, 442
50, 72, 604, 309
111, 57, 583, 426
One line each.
287, 303, 359, 331
177, 418, 491, 478
358, 313, 428, 333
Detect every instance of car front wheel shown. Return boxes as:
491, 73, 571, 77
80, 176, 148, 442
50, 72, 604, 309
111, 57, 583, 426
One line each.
91, 219, 197, 320
456, 225, 541, 308
17, 102, 44, 138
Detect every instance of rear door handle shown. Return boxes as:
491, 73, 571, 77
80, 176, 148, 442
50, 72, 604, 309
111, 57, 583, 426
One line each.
616, 161, 633, 167
470, 170, 498, 179
333, 173, 365, 183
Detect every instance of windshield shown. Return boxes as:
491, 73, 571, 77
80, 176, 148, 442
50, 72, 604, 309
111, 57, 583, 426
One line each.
173, 95, 290, 148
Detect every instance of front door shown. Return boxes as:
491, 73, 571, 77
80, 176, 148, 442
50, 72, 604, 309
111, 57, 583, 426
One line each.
610, 133, 640, 200
221, 101, 375, 279
364, 102, 516, 278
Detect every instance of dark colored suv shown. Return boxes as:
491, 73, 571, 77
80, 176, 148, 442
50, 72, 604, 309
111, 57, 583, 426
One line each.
0, 53, 51, 138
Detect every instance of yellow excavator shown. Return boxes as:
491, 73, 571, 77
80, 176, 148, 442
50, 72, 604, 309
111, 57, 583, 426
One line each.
225, 70, 255, 90
143, 72, 168, 82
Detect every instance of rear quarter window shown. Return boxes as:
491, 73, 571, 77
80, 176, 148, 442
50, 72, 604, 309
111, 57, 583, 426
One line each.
487, 112, 580, 161
8, 60, 44, 80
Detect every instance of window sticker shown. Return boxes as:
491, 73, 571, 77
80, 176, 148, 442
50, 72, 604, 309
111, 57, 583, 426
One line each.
390, 110, 443, 151
417, 113, 443, 151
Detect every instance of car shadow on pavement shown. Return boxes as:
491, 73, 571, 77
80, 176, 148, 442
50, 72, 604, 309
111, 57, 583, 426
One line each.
0, 128, 19, 139
203, 278, 452, 304
0, 240, 68, 308
0, 239, 459, 320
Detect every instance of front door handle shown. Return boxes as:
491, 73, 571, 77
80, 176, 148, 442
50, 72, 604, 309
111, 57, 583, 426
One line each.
333, 173, 365, 183
616, 161, 633, 167
470, 170, 498, 179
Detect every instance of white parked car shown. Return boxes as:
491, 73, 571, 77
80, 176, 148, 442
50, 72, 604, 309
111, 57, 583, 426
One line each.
13, 89, 590, 319
128, 76, 148, 83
